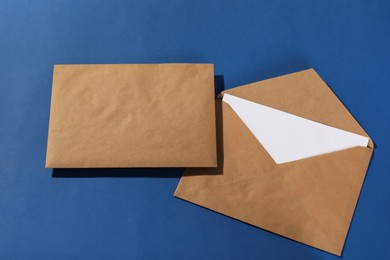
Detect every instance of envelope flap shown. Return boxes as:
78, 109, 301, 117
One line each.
220, 69, 371, 143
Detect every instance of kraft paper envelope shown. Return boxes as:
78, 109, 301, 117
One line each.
46, 64, 217, 168
175, 69, 374, 255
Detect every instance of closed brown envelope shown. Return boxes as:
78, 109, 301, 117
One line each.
174, 69, 373, 255
46, 64, 217, 168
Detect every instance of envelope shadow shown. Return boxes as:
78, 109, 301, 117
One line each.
52, 168, 184, 178
184, 99, 225, 177
214, 75, 225, 97
52, 75, 225, 178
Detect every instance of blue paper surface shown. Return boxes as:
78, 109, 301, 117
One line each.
0, 0, 389, 259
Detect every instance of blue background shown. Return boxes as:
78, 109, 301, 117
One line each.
0, 0, 389, 259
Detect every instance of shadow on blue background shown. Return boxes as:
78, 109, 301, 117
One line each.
1, 0, 389, 259
52, 168, 185, 178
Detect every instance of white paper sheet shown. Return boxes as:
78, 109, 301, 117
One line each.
223, 94, 369, 164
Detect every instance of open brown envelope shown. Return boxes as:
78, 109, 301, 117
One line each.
46, 64, 217, 168
174, 69, 373, 255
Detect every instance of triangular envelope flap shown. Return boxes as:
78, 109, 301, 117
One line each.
175, 100, 276, 196
177, 146, 373, 255
221, 69, 371, 141
223, 94, 369, 164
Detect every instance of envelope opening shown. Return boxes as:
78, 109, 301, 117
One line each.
222, 94, 369, 164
